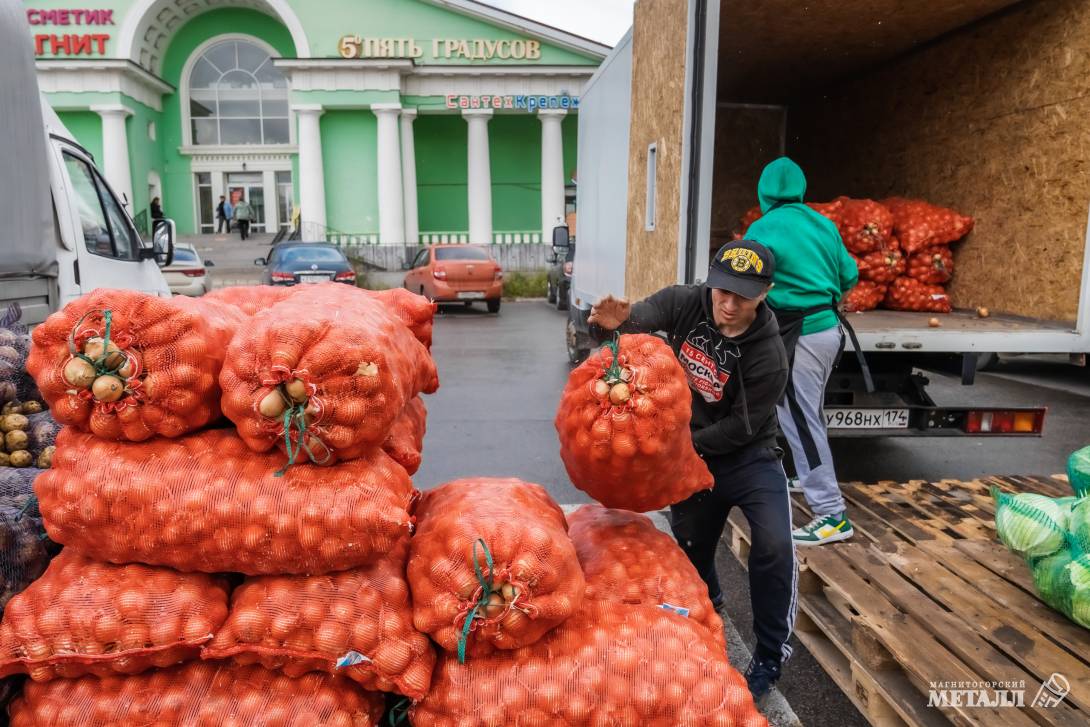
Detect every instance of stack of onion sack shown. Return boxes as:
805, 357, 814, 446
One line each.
567, 504, 725, 649
36, 428, 415, 574
8, 660, 386, 726
0, 550, 230, 680
219, 284, 438, 468
26, 290, 246, 441
408, 478, 585, 661
204, 540, 434, 699
411, 600, 766, 727
555, 334, 713, 512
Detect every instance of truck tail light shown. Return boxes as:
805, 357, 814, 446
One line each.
965, 409, 1045, 434
270, 272, 293, 282
334, 270, 356, 282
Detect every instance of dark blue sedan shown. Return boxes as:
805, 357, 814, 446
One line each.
255, 242, 356, 286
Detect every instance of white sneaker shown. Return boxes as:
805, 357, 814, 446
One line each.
787, 477, 804, 494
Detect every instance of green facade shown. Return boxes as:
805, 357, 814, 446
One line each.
29, 0, 603, 237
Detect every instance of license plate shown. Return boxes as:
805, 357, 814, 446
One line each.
825, 408, 910, 429
457, 291, 485, 300
300, 274, 329, 284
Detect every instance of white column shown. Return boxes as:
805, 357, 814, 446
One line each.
91, 105, 134, 212
373, 103, 405, 245
539, 109, 567, 239
400, 108, 420, 246
294, 104, 326, 231
463, 109, 493, 245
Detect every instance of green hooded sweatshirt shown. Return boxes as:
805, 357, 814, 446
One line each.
745, 157, 858, 336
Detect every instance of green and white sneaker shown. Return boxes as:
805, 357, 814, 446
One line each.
793, 513, 854, 546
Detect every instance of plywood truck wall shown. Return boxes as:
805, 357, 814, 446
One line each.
790, 0, 1088, 323
710, 106, 784, 253
625, 0, 688, 300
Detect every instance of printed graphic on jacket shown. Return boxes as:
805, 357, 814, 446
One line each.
678, 323, 732, 403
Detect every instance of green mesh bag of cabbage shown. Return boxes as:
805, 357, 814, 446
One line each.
992, 487, 1088, 629
1069, 446, 1090, 498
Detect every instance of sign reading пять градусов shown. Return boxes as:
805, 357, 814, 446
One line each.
338, 36, 543, 62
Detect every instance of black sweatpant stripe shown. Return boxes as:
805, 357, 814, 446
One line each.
785, 373, 822, 471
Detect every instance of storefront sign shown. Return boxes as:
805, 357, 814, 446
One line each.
28, 8, 113, 56
338, 36, 542, 61
445, 94, 579, 111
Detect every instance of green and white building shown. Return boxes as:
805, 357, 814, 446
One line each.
25, 0, 606, 242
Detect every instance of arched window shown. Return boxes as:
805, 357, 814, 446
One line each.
188, 38, 289, 145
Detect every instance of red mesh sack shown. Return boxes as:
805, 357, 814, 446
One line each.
883, 197, 974, 254
26, 290, 245, 441
381, 397, 427, 476
842, 281, 887, 313
855, 248, 905, 285
906, 246, 954, 285
411, 600, 767, 727
0, 550, 229, 681
8, 661, 385, 726
884, 276, 952, 313
360, 288, 437, 351
219, 284, 439, 467
203, 285, 295, 316
36, 428, 415, 575
834, 197, 894, 254
567, 504, 726, 649
737, 206, 762, 235
555, 334, 713, 512
807, 199, 844, 226
204, 541, 435, 699
408, 478, 584, 659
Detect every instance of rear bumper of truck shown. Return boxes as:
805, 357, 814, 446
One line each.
826, 406, 1047, 437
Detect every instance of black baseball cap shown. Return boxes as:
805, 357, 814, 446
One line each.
707, 241, 776, 299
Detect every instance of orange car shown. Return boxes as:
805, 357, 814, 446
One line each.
403, 244, 504, 312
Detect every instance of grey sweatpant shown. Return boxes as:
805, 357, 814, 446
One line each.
776, 326, 845, 517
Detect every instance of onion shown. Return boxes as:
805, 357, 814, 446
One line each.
928, 317, 941, 328
977, 306, 990, 318
501, 583, 519, 602
82, 337, 106, 360
63, 357, 96, 388
258, 390, 287, 418
592, 379, 610, 398
91, 375, 125, 402
482, 592, 505, 619
285, 379, 308, 403
118, 350, 142, 379
355, 361, 379, 377
609, 383, 631, 405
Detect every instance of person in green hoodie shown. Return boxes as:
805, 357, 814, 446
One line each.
745, 157, 859, 546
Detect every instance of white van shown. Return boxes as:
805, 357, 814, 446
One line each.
1, 0, 173, 327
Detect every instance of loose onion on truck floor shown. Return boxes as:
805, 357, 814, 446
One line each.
219, 285, 438, 467
8, 660, 386, 727
36, 428, 416, 575
26, 290, 246, 441
204, 540, 434, 699
0, 550, 229, 681
555, 334, 713, 512
567, 504, 726, 649
411, 600, 767, 727
407, 478, 584, 660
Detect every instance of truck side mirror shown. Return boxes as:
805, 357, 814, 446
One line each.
551, 225, 570, 250
150, 218, 175, 267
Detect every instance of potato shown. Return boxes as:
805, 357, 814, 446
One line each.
37, 446, 55, 469
18, 401, 43, 415
1, 401, 19, 416
1, 413, 29, 433
0, 346, 20, 366
0, 452, 8, 466
5, 430, 28, 452
8, 450, 32, 468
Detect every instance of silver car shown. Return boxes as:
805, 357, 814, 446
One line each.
162, 243, 214, 296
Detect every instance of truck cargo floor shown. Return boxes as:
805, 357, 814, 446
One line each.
844, 309, 1073, 335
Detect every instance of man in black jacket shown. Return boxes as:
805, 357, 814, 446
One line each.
589, 241, 795, 699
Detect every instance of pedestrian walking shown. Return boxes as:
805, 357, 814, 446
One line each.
233, 194, 253, 241
588, 241, 795, 700
150, 196, 164, 221
216, 195, 232, 233
745, 157, 863, 546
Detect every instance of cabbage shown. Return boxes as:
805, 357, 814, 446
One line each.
1031, 549, 1075, 614
1070, 446, 1090, 497
993, 490, 1068, 558
1071, 497, 1090, 550
1069, 554, 1090, 628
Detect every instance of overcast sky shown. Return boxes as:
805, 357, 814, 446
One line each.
484, 0, 636, 47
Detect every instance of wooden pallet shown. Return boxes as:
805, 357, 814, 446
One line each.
725, 475, 1089, 727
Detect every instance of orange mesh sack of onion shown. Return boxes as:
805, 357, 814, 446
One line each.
26, 290, 245, 442
555, 333, 713, 512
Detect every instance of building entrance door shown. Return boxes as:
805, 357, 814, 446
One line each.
226, 172, 266, 232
